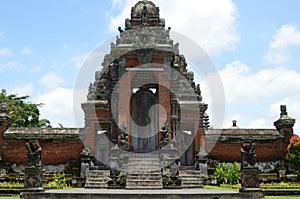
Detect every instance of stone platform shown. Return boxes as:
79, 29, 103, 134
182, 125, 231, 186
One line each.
20, 188, 263, 199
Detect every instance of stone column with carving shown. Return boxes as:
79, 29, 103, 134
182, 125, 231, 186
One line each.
239, 140, 264, 198
161, 141, 182, 188
24, 140, 45, 192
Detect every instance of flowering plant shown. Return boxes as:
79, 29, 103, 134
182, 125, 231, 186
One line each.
286, 135, 300, 171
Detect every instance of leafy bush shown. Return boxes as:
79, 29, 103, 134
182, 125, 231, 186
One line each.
261, 182, 300, 190
0, 181, 23, 189
286, 135, 300, 172
214, 162, 240, 185
43, 173, 71, 189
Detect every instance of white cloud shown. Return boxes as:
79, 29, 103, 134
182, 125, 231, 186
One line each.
0, 61, 26, 71
0, 48, 12, 56
218, 61, 300, 104
200, 60, 300, 129
266, 24, 300, 65
70, 54, 88, 68
35, 87, 75, 127
62, 43, 70, 49
270, 97, 300, 132
38, 72, 65, 89
20, 46, 32, 55
30, 65, 42, 73
108, 0, 239, 55
248, 119, 267, 129
9, 84, 33, 96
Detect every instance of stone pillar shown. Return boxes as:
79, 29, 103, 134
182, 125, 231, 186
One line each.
239, 140, 263, 198
274, 105, 296, 157
24, 140, 45, 192
24, 167, 45, 192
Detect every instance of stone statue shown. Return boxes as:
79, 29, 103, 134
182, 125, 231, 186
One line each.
160, 121, 169, 147
118, 27, 124, 38
141, 5, 149, 26
195, 84, 203, 101
241, 140, 256, 169
125, 18, 132, 29
159, 18, 165, 27
25, 140, 42, 168
87, 83, 96, 101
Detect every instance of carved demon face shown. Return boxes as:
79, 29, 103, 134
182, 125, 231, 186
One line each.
242, 141, 252, 152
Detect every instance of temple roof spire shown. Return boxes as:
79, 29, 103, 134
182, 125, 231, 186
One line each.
125, 0, 164, 30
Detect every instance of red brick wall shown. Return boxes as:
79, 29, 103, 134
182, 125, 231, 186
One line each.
2, 139, 84, 165
207, 140, 287, 162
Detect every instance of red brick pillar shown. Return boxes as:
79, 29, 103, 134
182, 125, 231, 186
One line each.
274, 105, 296, 158
81, 100, 110, 154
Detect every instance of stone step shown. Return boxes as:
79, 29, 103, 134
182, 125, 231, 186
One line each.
127, 178, 161, 181
127, 177, 162, 181
181, 180, 202, 184
179, 169, 203, 189
125, 154, 163, 189
127, 172, 161, 175
180, 170, 200, 175
127, 165, 160, 168
127, 163, 160, 166
127, 154, 159, 158
85, 170, 110, 189
127, 169, 161, 172
85, 182, 108, 188
126, 183, 162, 187
86, 178, 109, 182
180, 178, 202, 181
87, 170, 110, 174
126, 186, 163, 190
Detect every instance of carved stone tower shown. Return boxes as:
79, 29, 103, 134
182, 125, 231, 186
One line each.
81, 0, 208, 167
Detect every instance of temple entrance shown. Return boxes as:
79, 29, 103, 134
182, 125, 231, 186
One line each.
130, 87, 159, 153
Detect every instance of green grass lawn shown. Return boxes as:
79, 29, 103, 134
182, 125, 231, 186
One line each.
0, 197, 19, 199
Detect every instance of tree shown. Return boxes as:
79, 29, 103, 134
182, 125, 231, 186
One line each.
286, 135, 300, 172
0, 89, 51, 128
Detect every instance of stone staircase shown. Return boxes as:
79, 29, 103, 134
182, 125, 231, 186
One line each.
180, 166, 203, 188
126, 153, 163, 189
85, 169, 110, 188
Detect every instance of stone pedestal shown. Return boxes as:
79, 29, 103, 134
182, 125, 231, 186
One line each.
241, 167, 259, 189
240, 167, 263, 198
24, 167, 45, 192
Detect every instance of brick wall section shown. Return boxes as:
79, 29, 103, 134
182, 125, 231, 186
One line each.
2, 138, 84, 165
207, 141, 286, 162
1, 128, 84, 166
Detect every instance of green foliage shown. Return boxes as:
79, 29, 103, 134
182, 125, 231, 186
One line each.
0, 181, 23, 189
214, 162, 240, 185
43, 173, 71, 189
261, 182, 300, 190
286, 135, 300, 171
0, 89, 51, 128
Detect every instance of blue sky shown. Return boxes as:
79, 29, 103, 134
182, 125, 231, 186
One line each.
1, 0, 300, 134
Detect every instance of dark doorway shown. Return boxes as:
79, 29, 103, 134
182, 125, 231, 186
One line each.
130, 87, 159, 153
179, 128, 195, 166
